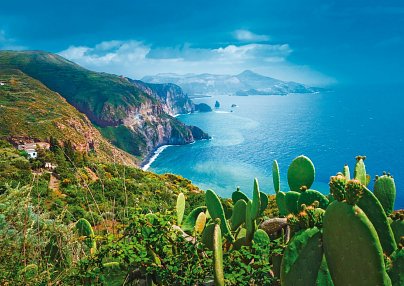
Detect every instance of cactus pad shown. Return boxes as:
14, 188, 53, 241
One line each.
205, 189, 234, 242
231, 199, 247, 231
374, 174, 396, 215
297, 188, 329, 210
323, 201, 391, 286
273, 160, 281, 194
285, 191, 301, 214
176, 193, 186, 225
287, 155, 315, 192
181, 206, 207, 233
280, 227, 323, 286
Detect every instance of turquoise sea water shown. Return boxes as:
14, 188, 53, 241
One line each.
149, 85, 404, 209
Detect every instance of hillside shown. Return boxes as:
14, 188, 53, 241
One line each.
0, 68, 136, 165
142, 70, 322, 96
0, 51, 209, 160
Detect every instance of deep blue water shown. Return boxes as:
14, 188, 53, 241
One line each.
149, 85, 404, 209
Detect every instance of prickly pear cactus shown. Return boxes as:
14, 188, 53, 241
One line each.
280, 227, 323, 286
285, 191, 301, 215
205, 190, 234, 242
388, 243, 404, 286
374, 174, 396, 216
181, 206, 207, 233
276, 191, 288, 216
245, 200, 256, 245
357, 187, 397, 256
176, 192, 186, 225
354, 155, 367, 185
273, 160, 281, 194
390, 210, 404, 244
251, 178, 261, 220
329, 174, 347, 202
323, 201, 392, 286
287, 155, 315, 192
194, 212, 207, 235
231, 199, 247, 231
297, 187, 329, 210
212, 221, 224, 286
232, 188, 249, 203
342, 164, 350, 180
76, 218, 96, 254
260, 191, 269, 214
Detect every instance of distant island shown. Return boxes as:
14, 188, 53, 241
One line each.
142, 70, 324, 97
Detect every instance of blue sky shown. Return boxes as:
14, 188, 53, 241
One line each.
1, 0, 403, 86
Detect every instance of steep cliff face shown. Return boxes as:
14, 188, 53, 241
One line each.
0, 50, 209, 161
0, 68, 137, 166
129, 79, 194, 115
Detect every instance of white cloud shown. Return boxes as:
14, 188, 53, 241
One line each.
233, 29, 270, 42
58, 39, 335, 86
0, 29, 26, 50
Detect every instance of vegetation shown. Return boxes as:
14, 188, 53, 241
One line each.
0, 51, 206, 159
0, 134, 403, 285
0, 68, 136, 165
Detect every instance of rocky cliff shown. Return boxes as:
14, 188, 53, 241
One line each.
0, 50, 209, 161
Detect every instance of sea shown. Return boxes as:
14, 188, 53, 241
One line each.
147, 85, 404, 209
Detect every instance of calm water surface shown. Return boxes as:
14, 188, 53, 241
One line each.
149, 85, 404, 209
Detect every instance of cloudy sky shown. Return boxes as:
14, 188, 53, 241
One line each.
1, 0, 403, 86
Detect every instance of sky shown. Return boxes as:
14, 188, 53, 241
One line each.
1, 0, 403, 86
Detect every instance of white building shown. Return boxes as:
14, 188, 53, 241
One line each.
26, 149, 38, 159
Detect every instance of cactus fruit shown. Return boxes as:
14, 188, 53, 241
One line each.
280, 227, 324, 286
357, 187, 397, 256
342, 164, 350, 180
354, 155, 367, 185
260, 192, 269, 214
388, 246, 404, 286
329, 174, 346, 202
297, 187, 329, 210
251, 178, 261, 220
232, 189, 249, 204
285, 191, 301, 214
374, 174, 396, 215
287, 155, 315, 192
276, 191, 288, 216
323, 201, 392, 286
345, 179, 364, 205
76, 218, 96, 254
176, 192, 186, 225
181, 206, 207, 233
205, 190, 234, 242
212, 221, 225, 286
273, 160, 281, 194
231, 199, 247, 231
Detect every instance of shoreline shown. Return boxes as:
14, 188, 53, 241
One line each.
141, 145, 172, 171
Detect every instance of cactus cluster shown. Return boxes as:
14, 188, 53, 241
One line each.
174, 178, 270, 285
275, 155, 401, 286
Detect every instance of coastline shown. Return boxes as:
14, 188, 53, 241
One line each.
141, 145, 172, 171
